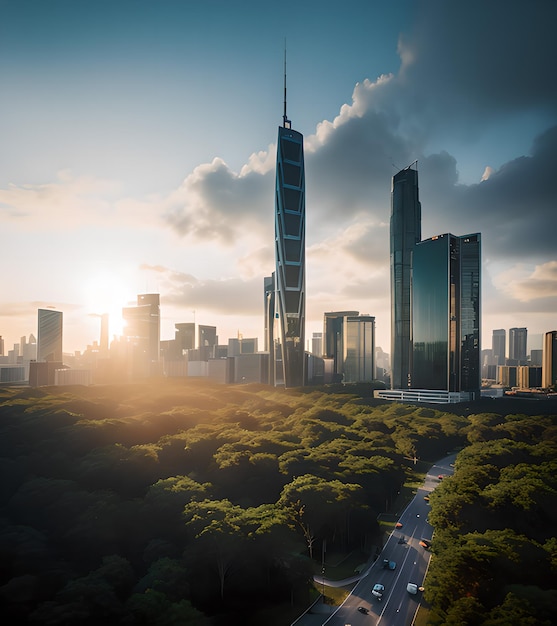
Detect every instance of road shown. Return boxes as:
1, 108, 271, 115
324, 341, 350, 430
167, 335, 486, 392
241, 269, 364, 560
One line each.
321, 452, 457, 626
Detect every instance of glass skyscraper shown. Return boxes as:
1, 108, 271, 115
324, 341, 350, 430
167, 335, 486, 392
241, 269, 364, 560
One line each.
272, 79, 305, 387
509, 327, 528, 364
37, 308, 63, 362
390, 164, 421, 389
542, 330, 557, 389
492, 329, 506, 366
412, 233, 481, 395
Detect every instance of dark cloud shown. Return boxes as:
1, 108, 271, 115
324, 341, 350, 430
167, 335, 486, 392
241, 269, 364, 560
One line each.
398, 0, 557, 135
420, 125, 557, 259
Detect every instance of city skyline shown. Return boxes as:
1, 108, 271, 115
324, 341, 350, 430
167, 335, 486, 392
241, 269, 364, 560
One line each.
1, 1, 556, 355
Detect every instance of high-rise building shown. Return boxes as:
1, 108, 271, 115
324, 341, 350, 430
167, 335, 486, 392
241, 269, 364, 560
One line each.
390, 163, 421, 389
343, 314, 376, 384
412, 233, 481, 396
311, 332, 323, 357
509, 327, 527, 364
122, 294, 160, 377
272, 56, 305, 387
324, 311, 360, 383
37, 308, 63, 362
323, 312, 375, 383
100, 313, 109, 355
492, 329, 506, 366
542, 330, 557, 389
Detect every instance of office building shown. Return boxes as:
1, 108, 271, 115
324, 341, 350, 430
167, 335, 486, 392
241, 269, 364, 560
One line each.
324, 311, 359, 383
37, 308, 63, 362
492, 329, 506, 366
390, 163, 421, 390
509, 327, 527, 364
323, 311, 375, 384
272, 59, 305, 387
412, 233, 481, 396
311, 332, 323, 357
122, 294, 160, 377
198, 325, 218, 360
542, 330, 557, 389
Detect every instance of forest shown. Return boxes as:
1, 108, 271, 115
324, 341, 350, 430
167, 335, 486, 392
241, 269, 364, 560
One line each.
0, 379, 555, 625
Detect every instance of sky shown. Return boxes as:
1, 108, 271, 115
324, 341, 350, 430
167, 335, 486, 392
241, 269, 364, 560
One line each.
1, 0, 556, 358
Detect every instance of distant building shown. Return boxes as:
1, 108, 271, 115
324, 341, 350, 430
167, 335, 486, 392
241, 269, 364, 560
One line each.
122, 294, 160, 378
197, 325, 218, 360
323, 311, 375, 384
492, 329, 506, 366
542, 330, 557, 389
412, 233, 481, 396
390, 163, 421, 390
509, 327, 527, 365
311, 332, 323, 357
37, 309, 63, 362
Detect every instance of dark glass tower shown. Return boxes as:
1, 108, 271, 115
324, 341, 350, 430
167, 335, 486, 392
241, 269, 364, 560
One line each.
390, 164, 421, 389
509, 327, 527, 364
412, 233, 481, 395
273, 55, 305, 387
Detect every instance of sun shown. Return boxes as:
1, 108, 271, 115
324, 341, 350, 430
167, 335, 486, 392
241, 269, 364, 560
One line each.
82, 272, 131, 341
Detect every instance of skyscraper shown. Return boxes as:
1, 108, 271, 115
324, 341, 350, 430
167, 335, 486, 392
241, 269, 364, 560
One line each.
509, 327, 527, 364
272, 54, 305, 387
412, 233, 481, 396
492, 329, 506, 366
542, 330, 557, 389
324, 311, 359, 383
390, 163, 421, 389
122, 294, 160, 377
37, 308, 63, 362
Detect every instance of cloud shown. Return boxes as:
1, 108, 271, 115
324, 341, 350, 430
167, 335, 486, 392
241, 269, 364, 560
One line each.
163, 157, 273, 242
420, 125, 557, 260
140, 263, 262, 317
397, 0, 557, 134
494, 261, 557, 302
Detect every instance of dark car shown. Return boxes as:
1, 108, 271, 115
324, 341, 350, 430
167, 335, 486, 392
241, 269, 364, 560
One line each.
382, 558, 396, 570
357, 606, 369, 614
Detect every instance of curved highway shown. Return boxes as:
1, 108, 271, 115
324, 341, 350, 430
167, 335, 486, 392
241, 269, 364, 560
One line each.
321, 452, 457, 626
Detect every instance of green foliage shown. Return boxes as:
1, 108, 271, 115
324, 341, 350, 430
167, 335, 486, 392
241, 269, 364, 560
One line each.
3, 379, 553, 624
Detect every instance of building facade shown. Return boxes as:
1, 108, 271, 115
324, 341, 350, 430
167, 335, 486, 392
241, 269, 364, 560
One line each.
390, 164, 421, 390
272, 99, 306, 387
509, 327, 528, 364
412, 233, 481, 396
323, 311, 375, 384
542, 330, 557, 389
122, 294, 160, 377
492, 329, 506, 366
37, 308, 63, 362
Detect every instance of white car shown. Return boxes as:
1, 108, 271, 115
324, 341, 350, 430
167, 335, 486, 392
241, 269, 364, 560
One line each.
372, 583, 385, 598
407, 582, 418, 594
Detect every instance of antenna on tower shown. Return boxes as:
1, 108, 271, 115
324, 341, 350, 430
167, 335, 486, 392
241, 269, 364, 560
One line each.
283, 40, 291, 129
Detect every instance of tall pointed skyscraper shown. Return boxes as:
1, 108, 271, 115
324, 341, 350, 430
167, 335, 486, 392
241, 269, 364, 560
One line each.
390, 163, 421, 389
272, 50, 305, 387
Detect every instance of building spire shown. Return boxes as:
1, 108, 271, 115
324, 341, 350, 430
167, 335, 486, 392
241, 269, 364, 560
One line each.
283, 41, 291, 129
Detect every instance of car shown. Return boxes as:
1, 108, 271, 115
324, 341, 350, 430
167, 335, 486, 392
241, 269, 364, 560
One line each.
423, 495, 430, 502
407, 582, 418, 594
382, 558, 396, 570
372, 583, 385, 598
395, 521, 403, 528
357, 606, 369, 614
419, 538, 431, 549
438, 474, 444, 480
